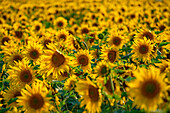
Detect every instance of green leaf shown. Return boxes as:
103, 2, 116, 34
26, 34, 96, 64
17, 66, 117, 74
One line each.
0, 107, 10, 113
8, 97, 17, 105
158, 42, 170, 47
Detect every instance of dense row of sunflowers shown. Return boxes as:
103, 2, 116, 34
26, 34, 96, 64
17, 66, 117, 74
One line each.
0, 0, 170, 113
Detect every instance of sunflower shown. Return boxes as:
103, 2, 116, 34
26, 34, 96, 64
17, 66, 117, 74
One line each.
107, 31, 126, 49
31, 21, 43, 33
7, 58, 37, 87
54, 17, 67, 29
3, 86, 22, 107
65, 35, 81, 51
136, 29, 157, 42
17, 81, 51, 113
39, 43, 70, 80
64, 75, 77, 90
1, 45, 24, 67
93, 60, 110, 78
55, 29, 70, 43
75, 77, 102, 113
127, 66, 168, 111
0, 30, 12, 46
131, 37, 154, 63
100, 46, 119, 67
72, 49, 93, 72
23, 40, 43, 64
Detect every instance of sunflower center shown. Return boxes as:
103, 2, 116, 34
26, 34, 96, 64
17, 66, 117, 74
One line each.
108, 50, 117, 63
29, 94, 45, 110
52, 51, 65, 67
81, 28, 89, 34
78, 55, 89, 66
35, 25, 40, 31
141, 80, 160, 98
44, 39, 51, 49
15, 31, 23, 39
2, 37, 10, 45
159, 25, 165, 31
59, 34, 66, 41
13, 55, 23, 62
101, 65, 107, 75
88, 85, 99, 102
142, 31, 154, 40
29, 50, 39, 59
20, 70, 33, 83
58, 21, 63, 27
139, 45, 149, 54
14, 91, 22, 98
113, 37, 121, 46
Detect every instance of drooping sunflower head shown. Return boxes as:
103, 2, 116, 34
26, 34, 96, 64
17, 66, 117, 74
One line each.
64, 75, 77, 90
127, 66, 168, 111
75, 77, 102, 113
73, 50, 93, 71
7, 58, 36, 87
136, 29, 156, 42
17, 81, 51, 113
131, 37, 154, 63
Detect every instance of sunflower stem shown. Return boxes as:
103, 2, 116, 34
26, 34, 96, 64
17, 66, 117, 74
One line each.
106, 96, 113, 113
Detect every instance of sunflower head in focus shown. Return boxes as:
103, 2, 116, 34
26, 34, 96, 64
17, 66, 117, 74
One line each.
131, 37, 154, 63
7, 58, 36, 87
39, 43, 70, 80
127, 66, 168, 111
55, 29, 70, 43
17, 81, 51, 113
72, 49, 93, 72
75, 77, 102, 113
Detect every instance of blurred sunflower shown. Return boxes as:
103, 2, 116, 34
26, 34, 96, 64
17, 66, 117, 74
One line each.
3, 86, 22, 108
131, 37, 154, 63
7, 58, 36, 87
17, 81, 51, 113
75, 77, 102, 113
72, 50, 93, 72
39, 43, 70, 79
54, 17, 67, 29
100, 46, 119, 66
64, 74, 77, 90
127, 66, 168, 111
55, 29, 70, 43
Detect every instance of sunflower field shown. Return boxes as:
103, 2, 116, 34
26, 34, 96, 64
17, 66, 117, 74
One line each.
0, 0, 170, 113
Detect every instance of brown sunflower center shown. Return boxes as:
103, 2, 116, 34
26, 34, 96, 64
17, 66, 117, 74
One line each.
113, 37, 121, 46
60, 71, 69, 77
15, 31, 23, 39
2, 37, 10, 45
13, 55, 23, 62
52, 51, 65, 67
78, 55, 89, 66
105, 79, 116, 94
100, 65, 107, 75
14, 91, 22, 98
142, 31, 154, 40
29, 94, 45, 110
159, 25, 166, 31
81, 28, 89, 34
141, 80, 160, 98
29, 49, 39, 59
108, 50, 117, 63
139, 45, 149, 54
20, 70, 33, 83
35, 25, 40, 31
59, 34, 66, 41
58, 21, 63, 27
88, 85, 99, 102
44, 39, 51, 49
